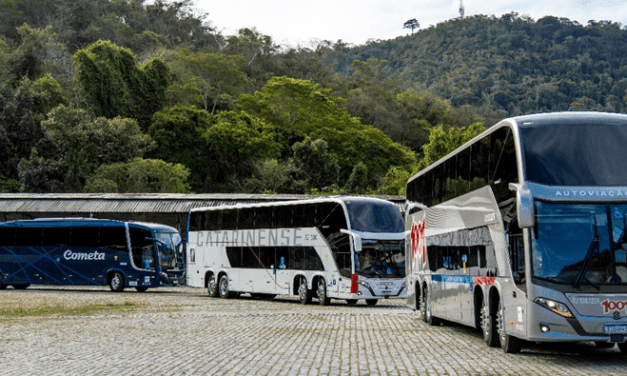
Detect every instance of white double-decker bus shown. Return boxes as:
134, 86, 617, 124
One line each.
186, 197, 406, 305
406, 112, 627, 353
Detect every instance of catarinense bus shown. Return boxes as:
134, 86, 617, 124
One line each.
187, 197, 406, 305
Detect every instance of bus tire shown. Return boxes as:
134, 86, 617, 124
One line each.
0, 282, 6, 290
109, 272, 125, 292
482, 295, 499, 347
618, 342, 627, 353
219, 275, 234, 299
420, 284, 428, 322
425, 285, 441, 326
12, 284, 29, 290
346, 299, 358, 305
298, 277, 312, 304
317, 277, 330, 306
207, 274, 219, 297
135, 287, 148, 292
366, 299, 378, 306
497, 299, 522, 353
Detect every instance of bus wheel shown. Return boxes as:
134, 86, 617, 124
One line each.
481, 296, 498, 347
219, 275, 234, 299
135, 287, 148, 292
618, 342, 627, 353
366, 299, 378, 306
109, 272, 125, 292
0, 283, 6, 290
207, 274, 219, 297
317, 278, 330, 306
420, 285, 428, 322
425, 286, 441, 326
298, 277, 312, 304
346, 299, 358, 305
12, 284, 29, 290
497, 299, 522, 353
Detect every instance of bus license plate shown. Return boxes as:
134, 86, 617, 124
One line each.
604, 324, 627, 334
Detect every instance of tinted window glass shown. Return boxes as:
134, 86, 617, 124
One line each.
345, 200, 404, 233
42, 227, 71, 247
0, 227, 15, 246
69, 227, 100, 247
521, 122, 627, 186
99, 227, 127, 252
222, 209, 239, 229
15, 228, 44, 246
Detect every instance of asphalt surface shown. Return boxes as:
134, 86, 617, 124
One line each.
1, 285, 626, 375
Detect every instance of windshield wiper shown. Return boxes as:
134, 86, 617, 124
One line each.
574, 216, 600, 289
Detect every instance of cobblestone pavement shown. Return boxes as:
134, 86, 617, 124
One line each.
1, 286, 626, 375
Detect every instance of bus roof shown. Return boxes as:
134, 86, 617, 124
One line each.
407, 111, 627, 185
0, 218, 178, 232
188, 196, 398, 213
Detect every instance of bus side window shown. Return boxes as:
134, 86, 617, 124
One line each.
129, 227, 154, 270
508, 220, 526, 291
42, 227, 71, 247
0, 227, 15, 246
69, 227, 100, 247
14, 227, 44, 247
99, 227, 127, 253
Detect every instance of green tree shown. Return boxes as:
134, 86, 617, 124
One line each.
84, 158, 191, 193
166, 49, 248, 113
292, 138, 340, 192
0, 75, 67, 184
419, 122, 485, 169
403, 19, 420, 34
239, 76, 416, 191
19, 105, 153, 192
201, 110, 282, 192
73, 40, 169, 130
147, 105, 211, 191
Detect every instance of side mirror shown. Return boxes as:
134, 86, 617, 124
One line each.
509, 183, 535, 228
340, 229, 362, 252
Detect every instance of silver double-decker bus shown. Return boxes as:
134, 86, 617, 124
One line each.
405, 112, 627, 353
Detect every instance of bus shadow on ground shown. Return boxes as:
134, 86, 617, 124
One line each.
437, 319, 626, 360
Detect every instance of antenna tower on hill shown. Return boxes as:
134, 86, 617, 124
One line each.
459, 0, 465, 18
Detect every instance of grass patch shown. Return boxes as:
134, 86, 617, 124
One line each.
0, 300, 144, 320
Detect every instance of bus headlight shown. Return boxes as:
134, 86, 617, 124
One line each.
534, 297, 574, 318
359, 281, 371, 289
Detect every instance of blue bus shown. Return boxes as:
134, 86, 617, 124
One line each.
0, 218, 185, 292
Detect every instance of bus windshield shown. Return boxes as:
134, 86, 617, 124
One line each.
156, 232, 184, 271
533, 201, 627, 286
355, 240, 405, 278
521, 122, 627, 186
344, 200, 404, 233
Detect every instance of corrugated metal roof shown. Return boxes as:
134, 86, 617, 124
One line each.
0, 193, 406, 214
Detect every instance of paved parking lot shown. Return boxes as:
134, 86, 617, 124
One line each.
1, 286, 626, 375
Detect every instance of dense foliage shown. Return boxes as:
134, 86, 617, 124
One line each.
327, 13, 627, 121
1, 1, 625, 195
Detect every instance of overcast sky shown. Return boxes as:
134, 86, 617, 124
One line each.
192, 0, 627, 47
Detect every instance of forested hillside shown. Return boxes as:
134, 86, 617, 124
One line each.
1, 1, 624, 195
327, 13, 627, 120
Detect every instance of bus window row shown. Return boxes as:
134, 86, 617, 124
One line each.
190, 202, 348, 236
225, 246, 325, 271
407, 126, 518, 207
425, 227, 499, 275
0, 226, 128, 251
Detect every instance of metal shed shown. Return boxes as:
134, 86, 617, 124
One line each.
0, 193, 405, 238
